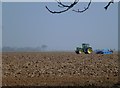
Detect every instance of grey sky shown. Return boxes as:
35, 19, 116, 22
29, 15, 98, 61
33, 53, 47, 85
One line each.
0, 2, 2, 50
2, 2, 118, 51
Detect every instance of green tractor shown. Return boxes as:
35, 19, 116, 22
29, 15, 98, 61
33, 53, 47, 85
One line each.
75, 43, 93, 54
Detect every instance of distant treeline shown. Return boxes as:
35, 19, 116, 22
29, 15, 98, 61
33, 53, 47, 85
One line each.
2, 47, 45, 52
2, 47, 74, 52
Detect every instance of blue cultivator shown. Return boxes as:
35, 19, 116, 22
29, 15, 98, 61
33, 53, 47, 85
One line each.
94, 49, 113, 54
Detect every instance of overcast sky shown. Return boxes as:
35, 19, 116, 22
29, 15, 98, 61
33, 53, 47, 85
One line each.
2, 2, 118, 51
0, 2, 2, 50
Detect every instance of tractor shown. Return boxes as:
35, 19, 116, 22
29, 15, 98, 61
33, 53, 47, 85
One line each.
75, 43, 93, 54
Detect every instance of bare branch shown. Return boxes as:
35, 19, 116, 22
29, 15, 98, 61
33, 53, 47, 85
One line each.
56, 0, 70, 8
104, 0, 114, 10
46, 0, 114, 14
46, 6, 72, 13
72, 0, 92, 13
45, 0, 79, 14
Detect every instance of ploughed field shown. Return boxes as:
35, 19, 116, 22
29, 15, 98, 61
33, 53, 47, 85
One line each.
2, 52, 119, 86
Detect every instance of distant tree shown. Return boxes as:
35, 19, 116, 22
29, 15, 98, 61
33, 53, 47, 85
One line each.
2, 47, 15, 52
41, 45, 48, 51
46, 0, 114, 14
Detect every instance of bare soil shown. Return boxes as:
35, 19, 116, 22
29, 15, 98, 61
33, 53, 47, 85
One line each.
2, 52, 119, 87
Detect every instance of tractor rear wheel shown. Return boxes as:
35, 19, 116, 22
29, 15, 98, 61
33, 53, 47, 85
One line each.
84, 47, 92, 54
87, 47, 93, 54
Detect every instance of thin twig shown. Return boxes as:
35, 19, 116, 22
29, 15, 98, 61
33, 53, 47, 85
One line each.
104, 0, 114, 10
72, 0, 92, 13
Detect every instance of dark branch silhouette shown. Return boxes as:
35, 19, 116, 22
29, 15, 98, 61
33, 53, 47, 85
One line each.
46, 0, 114, 14
104, 0, 114, 10
72, 0, 91, 13
46, 0, 79, 14
56, 0, 71, 8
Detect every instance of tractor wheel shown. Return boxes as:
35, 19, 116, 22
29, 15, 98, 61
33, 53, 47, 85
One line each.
75, 50, 79, 54
87, 47, 93, 54
79, 49, 83, 54
75, 49, 83, 54
87, 48, 93, 54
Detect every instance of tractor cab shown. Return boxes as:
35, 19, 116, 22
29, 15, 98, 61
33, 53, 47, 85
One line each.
82, 43, 90, 49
